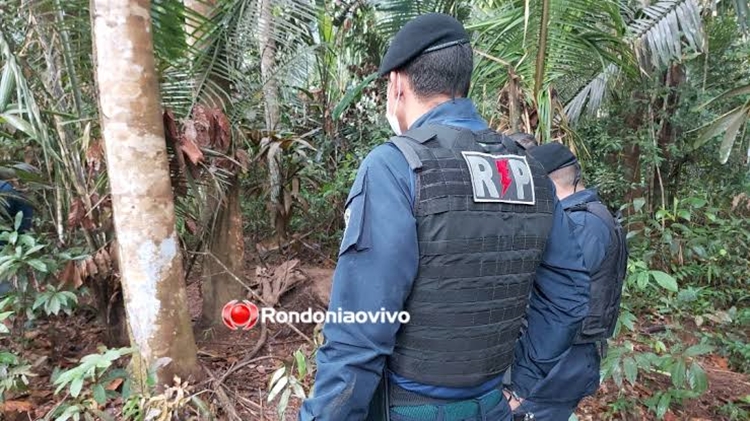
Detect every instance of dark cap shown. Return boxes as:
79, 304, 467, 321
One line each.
528, 142, 578, 174
378, 13, 470, 77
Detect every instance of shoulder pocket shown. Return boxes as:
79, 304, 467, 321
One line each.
339, 168, 371, 257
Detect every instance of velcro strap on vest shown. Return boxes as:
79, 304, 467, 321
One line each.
389, 348, 515, 380
406, 301, 528, 328
395, 325, 519, 353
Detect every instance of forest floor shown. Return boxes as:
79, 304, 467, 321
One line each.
1, 253, 749, 420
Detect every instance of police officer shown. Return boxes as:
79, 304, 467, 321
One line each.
508, 142, 628, 420
0, 178, 33, 235
1, 178, 34, 296
298, 13, 590, 421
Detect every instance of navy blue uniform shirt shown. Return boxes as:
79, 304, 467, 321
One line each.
0, 181, 33, 233
511, 188, 612, 406
298, 99, 590, 420
561, 189, 611, 273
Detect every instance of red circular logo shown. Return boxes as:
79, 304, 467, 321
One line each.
222, 300, 259, 330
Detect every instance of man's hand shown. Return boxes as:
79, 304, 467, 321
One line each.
504, 390, 524, 411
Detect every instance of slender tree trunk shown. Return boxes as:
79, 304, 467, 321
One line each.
533, 0, 551, 98
199, 178, 246, 328
653, 63, 685, 207
91, 0, 200, 386
258, 0, 286, 242
183, 0, 248, 329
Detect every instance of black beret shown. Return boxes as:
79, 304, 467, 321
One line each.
378, 13, 470, 77
528, 142, 578, 174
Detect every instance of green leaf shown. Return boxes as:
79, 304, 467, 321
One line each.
719, 106, 748, 164
26, 259, 48, 272
13, 211, 22, 232
670, 358, 686, 389
633, 197, 646, 212
650, 271, 678, 292
23, 244, 45, 257
611, 356, 623, 388
48, 295, 61, 315
33, 293, 48, 310
93, 383, 107, 405
70, 376, 84, 398
656, 392, 671, 419
54, 404, 81, 421
694, 107, 746, 150
278, 387, 292, 419
683, 344, 714, 357
619, 310, 636, 331
332, 73, 378, 121
0, 351, 18, 364
688, 362, 709, 392
0, 62, 14, 111
0, 113, 36, 139
267, 375, 288, 402
292, 381, 305, 399
636, 271, 650, 290
623, 356, 638, 386
8, 230, 17, 245
676, 210, 691, 221
268, 366, 286, 390
295, 350, 306, 379
122, 379, 132, 399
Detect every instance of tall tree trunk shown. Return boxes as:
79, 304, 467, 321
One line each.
183, 0, 248, 330
198, 178, 246, 329
653, 63, 685, 207
91, 0, 200, 386
258, 0, 286, 243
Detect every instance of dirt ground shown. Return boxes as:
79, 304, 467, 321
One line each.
1, 260, 749, 420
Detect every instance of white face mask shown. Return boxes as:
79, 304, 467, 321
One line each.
386, 74, 402, 136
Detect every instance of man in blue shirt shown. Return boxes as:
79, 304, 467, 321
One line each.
509, 142, 628, 420
0, 180, 33, 233
1, 179, 34, 296
298, 13, 590, 421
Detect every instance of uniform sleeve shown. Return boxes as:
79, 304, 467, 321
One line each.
568, 211, 611, 274
511, 186, 591, 398
298, 144, 419, 421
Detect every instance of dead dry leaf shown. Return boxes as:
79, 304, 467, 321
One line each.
1, 400, 33, 412
106, 378, 124, 391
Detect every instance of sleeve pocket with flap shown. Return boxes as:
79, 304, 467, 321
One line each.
339, 168, 372, 257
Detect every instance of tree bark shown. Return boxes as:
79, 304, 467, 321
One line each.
198, 178, 246, 328
258, 0, 286, 242
91, 0, 200, 386
183, 0, 248, 329
653, 63, 685, 207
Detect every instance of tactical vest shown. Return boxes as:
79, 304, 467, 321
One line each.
386, 124, 555, 388
567, 201, 629, 344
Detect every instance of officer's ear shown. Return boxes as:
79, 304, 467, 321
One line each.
389, 71, 405, 99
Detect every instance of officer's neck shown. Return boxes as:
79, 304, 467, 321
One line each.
555, 182, 586, 201
404, 94, 454, 130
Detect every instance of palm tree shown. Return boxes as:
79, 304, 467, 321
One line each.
469, 0, 705, 143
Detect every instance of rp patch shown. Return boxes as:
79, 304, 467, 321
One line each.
461, 151, 536, 205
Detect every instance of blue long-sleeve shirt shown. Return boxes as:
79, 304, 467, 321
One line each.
0, 181, 33, 233
561, 189, 611, 274
298, 99, 590, 420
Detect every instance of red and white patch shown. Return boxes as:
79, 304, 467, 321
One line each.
461, 151, 536, 205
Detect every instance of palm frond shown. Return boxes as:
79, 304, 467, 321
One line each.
562, 0, 705, 125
